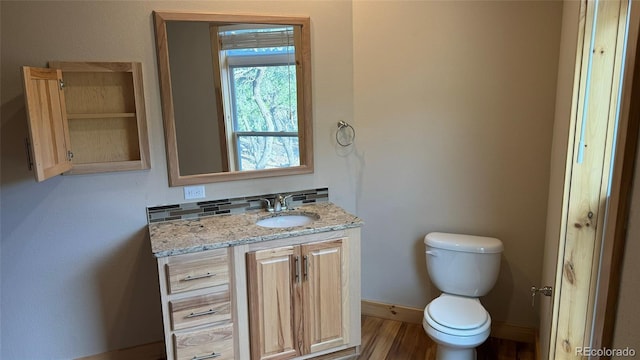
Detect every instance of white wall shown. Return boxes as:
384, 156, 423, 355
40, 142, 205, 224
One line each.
353, 1, 562, 327
0, 1, 354, 358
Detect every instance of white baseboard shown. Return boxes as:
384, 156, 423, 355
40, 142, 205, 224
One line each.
361, 299, 537, 344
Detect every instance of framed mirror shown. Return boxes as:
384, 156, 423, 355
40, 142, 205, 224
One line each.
153, 11, 313, 186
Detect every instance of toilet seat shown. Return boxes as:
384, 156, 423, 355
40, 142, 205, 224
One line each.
428, 295, 488, 329
424, 294, 490, 337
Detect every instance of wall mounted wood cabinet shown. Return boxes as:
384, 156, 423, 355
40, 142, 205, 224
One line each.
21, 61, 150, 182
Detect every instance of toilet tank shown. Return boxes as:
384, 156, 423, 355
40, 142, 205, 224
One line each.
425, 232, 503, 297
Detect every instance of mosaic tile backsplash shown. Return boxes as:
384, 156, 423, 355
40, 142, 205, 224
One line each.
147, 187, 329, 223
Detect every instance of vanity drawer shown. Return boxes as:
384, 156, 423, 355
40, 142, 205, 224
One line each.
170, 289, 231, 331
167, 249, 229, 294
173, 323, 234, 360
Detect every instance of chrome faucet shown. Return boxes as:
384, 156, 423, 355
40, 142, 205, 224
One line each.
261, 194, 293, 212
274, 194, 284, 212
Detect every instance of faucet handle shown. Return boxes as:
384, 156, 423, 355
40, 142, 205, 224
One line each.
281, 194, 294, 210
260, 198, 274, 212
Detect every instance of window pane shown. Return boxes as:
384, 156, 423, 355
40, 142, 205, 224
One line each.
237, 136, 300, 170
231, 65, 298, 133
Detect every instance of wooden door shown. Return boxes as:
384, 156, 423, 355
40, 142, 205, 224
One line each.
539, 0, 635, 358
247, 246, 301, 360
21, 66, 72, 181
301, 239, 349, 354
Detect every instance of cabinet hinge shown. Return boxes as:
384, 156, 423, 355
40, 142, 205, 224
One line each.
59, 79, 65, 90
67, 150, 74, 161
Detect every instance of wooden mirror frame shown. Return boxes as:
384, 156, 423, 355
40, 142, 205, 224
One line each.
153, 11, 313, 186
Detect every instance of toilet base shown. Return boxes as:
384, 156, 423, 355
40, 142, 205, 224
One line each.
435, 345, 476, 360
423, 315, 488, 360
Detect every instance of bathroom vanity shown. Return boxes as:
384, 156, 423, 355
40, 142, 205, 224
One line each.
148, 202, 363, 360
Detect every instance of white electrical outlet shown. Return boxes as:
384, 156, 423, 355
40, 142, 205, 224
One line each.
184, 185, 206, 200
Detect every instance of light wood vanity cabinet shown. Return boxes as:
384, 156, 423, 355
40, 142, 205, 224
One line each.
157, 248, 235, 360
246, 239, 349, 360
234, 228, 361, 360
21, 61, 150, 182
155, 227, 361, 360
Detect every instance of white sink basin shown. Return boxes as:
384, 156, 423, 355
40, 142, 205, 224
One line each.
256, 213, 318, 228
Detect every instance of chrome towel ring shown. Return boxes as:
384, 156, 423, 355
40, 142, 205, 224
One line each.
336, 121, 355, 147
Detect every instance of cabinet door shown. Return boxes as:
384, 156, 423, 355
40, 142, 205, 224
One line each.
301, 239, 349, 354
247, 246, 301, 360
21, 66, 72, 181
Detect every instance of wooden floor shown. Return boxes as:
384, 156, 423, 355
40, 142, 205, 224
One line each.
357, 316, 536, 360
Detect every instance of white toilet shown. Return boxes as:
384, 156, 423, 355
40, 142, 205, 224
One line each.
422, 232, 503, 360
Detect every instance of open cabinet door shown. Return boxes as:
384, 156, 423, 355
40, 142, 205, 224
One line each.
539, 0, 638, 358
21, 66, 72, 182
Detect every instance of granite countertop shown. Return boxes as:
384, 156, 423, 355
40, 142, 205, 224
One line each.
148, 202, 363, 257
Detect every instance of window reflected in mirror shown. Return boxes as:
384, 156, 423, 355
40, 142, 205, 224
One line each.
220, 25, 300, 171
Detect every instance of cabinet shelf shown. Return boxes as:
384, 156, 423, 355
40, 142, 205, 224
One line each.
67, 112, 136, 120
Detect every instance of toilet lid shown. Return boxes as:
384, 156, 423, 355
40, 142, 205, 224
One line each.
427, 296, 488, 330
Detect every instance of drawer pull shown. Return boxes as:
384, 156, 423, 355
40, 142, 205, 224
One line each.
192, 353, 221, 360
185, 309, 217, 318
182, 272, 215, 281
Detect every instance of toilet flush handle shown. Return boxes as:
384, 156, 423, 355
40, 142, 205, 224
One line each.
426, 250, 438, 257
